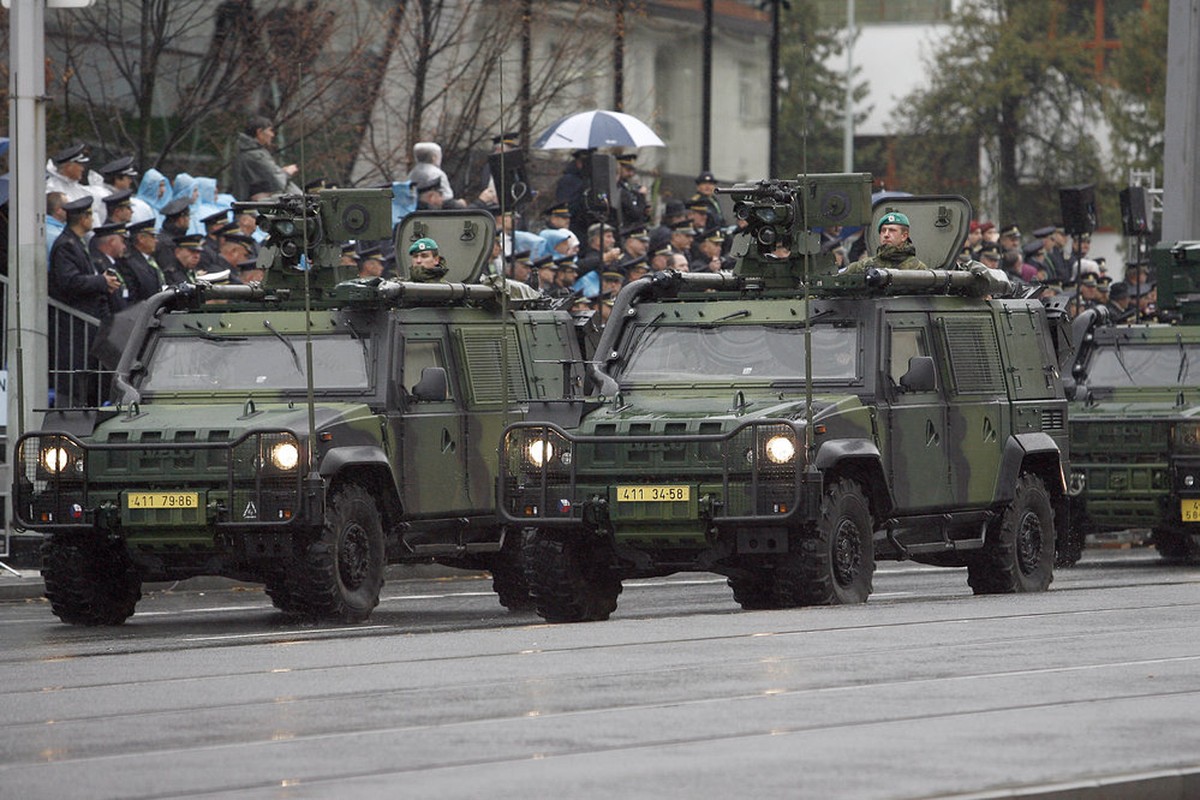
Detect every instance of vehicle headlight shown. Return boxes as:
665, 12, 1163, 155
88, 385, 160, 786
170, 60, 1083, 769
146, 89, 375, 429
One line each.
526, 439, 554, 468
764, 435, 797, 465
270, 441, 300, 471
40, 446, 72, 474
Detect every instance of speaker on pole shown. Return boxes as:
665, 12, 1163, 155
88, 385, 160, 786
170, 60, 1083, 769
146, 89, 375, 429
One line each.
1119, 186, 1150, 236
1059, 184, 1097, 236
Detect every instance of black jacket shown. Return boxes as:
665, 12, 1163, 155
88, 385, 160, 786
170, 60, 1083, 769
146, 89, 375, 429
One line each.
49, 228, 112, 321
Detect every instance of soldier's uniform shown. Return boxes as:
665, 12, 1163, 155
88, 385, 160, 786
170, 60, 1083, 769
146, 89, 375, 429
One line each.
844, 211, 928, 273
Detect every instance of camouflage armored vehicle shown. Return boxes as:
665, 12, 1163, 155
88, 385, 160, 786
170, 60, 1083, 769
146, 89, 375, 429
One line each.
1062, 240, 1200, 565
499, 175, 1071, 622
13, 193, 585, 625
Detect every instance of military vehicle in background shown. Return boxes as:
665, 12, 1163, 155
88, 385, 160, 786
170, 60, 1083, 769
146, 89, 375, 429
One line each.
499, 174, 1072, 622
1062, 240, 1200, 565
12, 193, 585, 625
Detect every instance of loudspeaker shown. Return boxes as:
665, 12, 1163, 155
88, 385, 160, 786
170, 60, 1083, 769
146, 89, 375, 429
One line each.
1059, 184, 1097, 236
488, 150, 530, 208
1119, 186, 1150, 236
584, 153, 619, 225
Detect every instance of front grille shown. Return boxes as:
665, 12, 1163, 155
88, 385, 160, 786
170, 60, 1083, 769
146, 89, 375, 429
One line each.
500, 420, 801, 523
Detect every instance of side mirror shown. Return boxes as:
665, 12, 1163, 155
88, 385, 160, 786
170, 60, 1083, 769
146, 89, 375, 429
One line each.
411, 366, 448, 402
899, 355, 937, 393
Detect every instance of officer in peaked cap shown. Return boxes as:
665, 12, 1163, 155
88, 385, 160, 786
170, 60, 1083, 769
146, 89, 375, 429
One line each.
102, 189, 135, 225
534, 251, 564, 296
48, 143, 95, 208
121, 218, 167, 301
53, 143, 89, 166
98, 155, 137, 181
169, 233, 205, 284
998, 223, 1021, 252
161, 196, 192, 221
339, 242, 361, 268
415, 177, 445, 210
600, 269, 626, 297
492, 131, 520, 147
543, 203, 572, 230
978, 241, 1002, 269
357, 246, 385, 279
690, 170, 726, 230
238, 256, 265, 284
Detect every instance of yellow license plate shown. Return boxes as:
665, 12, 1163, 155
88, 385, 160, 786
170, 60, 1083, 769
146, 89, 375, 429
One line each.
126, 492, 200, 510
616, 485, 690, 502
1182, 499, 1200, 522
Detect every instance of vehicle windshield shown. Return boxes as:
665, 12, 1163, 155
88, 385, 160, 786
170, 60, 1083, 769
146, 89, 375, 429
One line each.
1085, 342, 1198, 387
616, 324, 859, 384
140, 333, 371, 393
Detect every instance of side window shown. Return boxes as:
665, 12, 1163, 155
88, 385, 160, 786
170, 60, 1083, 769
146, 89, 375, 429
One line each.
403, 339, 454, 399
888, 328, 927, 387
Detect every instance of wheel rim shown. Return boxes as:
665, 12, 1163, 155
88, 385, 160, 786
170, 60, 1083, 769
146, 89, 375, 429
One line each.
832, 519, 862, 587
339, 522, 371, 590
1015, 511, 1044, 575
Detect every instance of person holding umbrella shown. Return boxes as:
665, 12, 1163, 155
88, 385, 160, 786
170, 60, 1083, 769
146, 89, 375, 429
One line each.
554, 148, 593, 245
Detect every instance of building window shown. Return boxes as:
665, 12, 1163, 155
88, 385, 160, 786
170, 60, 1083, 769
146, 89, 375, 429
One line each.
813, 0, 952, 27
738, 61, 765, 121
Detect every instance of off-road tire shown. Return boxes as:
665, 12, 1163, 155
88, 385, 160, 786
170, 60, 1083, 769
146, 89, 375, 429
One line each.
289, 483, 385, 622
728, 570, 780, 610
968, 473, 1055, 593
1056, 502, 1089, 568
42, 536, 142, 626
264, 571, 303, 614
774, 477, 874, 606
484, 532, 536, 612
526, 531, 621, 623
1151, 527, 1200, 565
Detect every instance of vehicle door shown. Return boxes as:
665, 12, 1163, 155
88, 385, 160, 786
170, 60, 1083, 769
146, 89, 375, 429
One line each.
883, 312, 952, 511
936, 311, 1006, 506
397, 324, 471, 517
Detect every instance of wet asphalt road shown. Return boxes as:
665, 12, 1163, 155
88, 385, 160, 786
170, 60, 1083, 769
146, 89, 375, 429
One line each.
2, 548, 1199, 800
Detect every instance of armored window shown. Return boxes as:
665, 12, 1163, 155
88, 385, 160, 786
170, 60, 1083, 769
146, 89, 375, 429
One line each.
939, 316, 1004, 394
455, 327, 527, 406
403, 339, 454, 400
888, 328, 927, 387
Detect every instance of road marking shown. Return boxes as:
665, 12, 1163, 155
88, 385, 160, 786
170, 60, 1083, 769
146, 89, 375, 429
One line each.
184, 625, 391, 642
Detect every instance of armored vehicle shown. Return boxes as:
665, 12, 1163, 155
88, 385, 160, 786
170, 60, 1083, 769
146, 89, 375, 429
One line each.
499, 175, 1070, 622
13, 193, 585, 625
1062, 240, 1200, 565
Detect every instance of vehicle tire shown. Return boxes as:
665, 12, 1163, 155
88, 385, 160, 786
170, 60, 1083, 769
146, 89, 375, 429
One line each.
289, 483, 385, 623
484, 531, 536, 612
728, 570, 780, 610
263, 571, 303, 614
968, 473, 1055, 594
774, 477, 874, 606
1055, 502, 1089, 568
526, 531, 621, 623
1151, 527, 1200, 565
42, 536, 142, 626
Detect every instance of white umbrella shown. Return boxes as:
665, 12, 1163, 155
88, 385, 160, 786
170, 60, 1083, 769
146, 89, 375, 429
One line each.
533, 110, 665, 150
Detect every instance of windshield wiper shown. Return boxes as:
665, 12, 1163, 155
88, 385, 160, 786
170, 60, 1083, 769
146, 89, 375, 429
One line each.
1111, 337, 1136, 384
183, 321, 247, 342
263, 319, 304, 374
1178, 334, 1190, 385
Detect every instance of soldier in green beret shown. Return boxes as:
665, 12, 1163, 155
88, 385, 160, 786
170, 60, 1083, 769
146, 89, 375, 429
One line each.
845, 211, 928, 273
408, 237, 448, 282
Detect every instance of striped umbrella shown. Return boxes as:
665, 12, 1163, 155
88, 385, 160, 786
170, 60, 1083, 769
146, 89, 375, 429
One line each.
533, 110, 665, 150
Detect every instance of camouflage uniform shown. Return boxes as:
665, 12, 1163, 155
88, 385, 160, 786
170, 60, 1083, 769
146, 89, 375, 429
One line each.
844, 241, 927, 273
411, 256, 449, 283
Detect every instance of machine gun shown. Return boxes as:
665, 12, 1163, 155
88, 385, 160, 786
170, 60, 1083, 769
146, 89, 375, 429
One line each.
717, 173, 872, 288
232, 188, 395, 294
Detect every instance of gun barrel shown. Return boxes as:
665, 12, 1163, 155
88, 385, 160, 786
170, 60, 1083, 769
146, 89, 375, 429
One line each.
865, 266, 1014, 297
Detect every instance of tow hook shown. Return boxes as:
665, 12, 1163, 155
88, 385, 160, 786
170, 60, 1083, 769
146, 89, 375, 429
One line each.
1067, 472, 1086, 497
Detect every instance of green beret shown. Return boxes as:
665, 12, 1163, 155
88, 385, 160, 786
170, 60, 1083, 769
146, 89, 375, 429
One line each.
408, 237, 438, 254
878, 212, 910, 231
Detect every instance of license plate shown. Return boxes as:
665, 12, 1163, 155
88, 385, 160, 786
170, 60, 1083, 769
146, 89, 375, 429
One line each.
126, 492, 200, 510
616, 485, 690, 502
1182, 499, 1200, 522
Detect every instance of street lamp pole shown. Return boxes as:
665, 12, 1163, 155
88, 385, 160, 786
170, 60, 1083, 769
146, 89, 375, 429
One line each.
843, 0, 855, 172
768, 0, 780, 177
